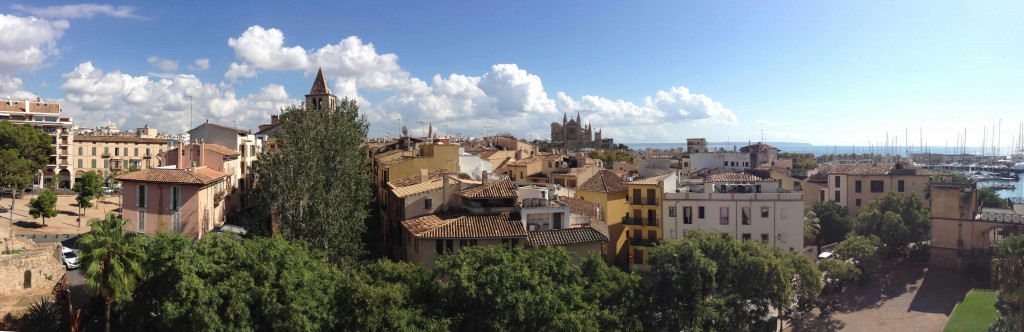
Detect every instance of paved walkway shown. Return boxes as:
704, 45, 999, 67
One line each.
790, 260, 973, 331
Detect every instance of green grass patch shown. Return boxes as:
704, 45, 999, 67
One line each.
944, 289, 998, 332
1, 249, 25, 255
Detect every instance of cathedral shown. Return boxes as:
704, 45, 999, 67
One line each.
550, 112, 612, 149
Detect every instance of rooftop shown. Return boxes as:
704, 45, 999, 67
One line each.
557, 196, 603, 221
826, 162, 941, 176
577, 169, 628, 193
114, 167, 228, 185
73, 135, 170, 144
402, 212, 527, 239
627, 171, 673, 185
459, 178, 518, 199
527, 226, 609, 247
704, 171, 776, 183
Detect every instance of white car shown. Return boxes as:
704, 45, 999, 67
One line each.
61, 246, 80, 269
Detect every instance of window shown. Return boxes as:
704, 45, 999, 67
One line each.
898, 180, 905, 192
459, 239, 467, 248
424, 198, 432, 209
134, 148, 138, 156
761, 207, 769, 218
683, 207, 692, 224
698, 206, 705, 219
761, 233, 770, 242
633, 249, 644, 265
856, 199, 862, 206
742, 207, 751, 225
91, 159, 96, 168
742, 233, 751, 241
819, 190, 824, 202
723, 161, 728, 167
870, 180, 884, 193
744, 162, 749, 167
78, 147, 83, 155
470, 239, 478, 246
435, 240, 443, 254
114, 148, 119, 156
137, 185, 147, 207
446, 239, 454, 252
834, 191, 840, 202
668, 206, 676, 218
855, 180, 862, 193
834, 176, 841, 188
92, 147, 96, 156
720, 207, 729, 225
103, 160, 108, 168
77, 159, 83, 168
137, 210, 146, 232
170, 186, 180, 210
172, 212, 181, 233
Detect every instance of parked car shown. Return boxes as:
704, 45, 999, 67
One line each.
816, 251, 835, 263
0, 188, 22, 198
61, 246, 80, 269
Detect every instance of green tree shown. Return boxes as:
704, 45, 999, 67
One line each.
648, 230, 793, 331
0, 121, 54, 190
854, 192, 930, 255
578, 254, 645, 331
28, 189, 58, 226
0, 146, 37, 191
991, 235, 1024, 331
435, 246, 607, 331
811, 201, 853, 249
924, 174, 969, 201
335, 259, 449, 331
979, 188, 1008, 208
19, 298, 67, 332
73, 171, 104, 210
833, 234, 884, 273
117, 233, 192, 330
819, 259, 861, 292
249, 99, 371, 265
142, 235, 338, 331
78, 214, 147, 332
785, 254, 823, 311
804, 208, 821, 246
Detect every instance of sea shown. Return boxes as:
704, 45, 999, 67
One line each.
624, 142, 1024, 199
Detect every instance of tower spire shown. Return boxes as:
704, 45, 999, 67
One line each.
310, 68, 331, 95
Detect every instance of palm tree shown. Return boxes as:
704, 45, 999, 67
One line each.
804, 208, 820, 250
78, 213, 147, 332
21, 298, 67, 332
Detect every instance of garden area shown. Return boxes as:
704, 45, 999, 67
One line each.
944, 289, 998, 332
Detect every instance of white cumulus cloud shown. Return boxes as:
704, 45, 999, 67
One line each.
227, 26, 309, 71
11, 3, 141, 19
224, 62, 256, 82
146, 56, 179, 72
189, 58, 210, 71
0, 13, 69, 73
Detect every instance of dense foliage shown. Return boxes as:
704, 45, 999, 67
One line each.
590, 149, 633, 165
73, 171, 104, 210
819, 259, 861, 291
811, 201, 853, 248
779, 152, 817, 170
0, 120, 54, 190
991, 234, 1024, 331
854, 192, 930, 255
979, 188, 1008, 208
833, 234, 884, 273
28, 189, 58, 226
78, 214, 147, 332
646, 230, 821, 331
248, 99, 372, 265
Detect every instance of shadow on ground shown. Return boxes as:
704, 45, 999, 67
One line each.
790, 311, 846, 332
835, 259, 926, 311
13, 221, 46, 229
907, 267, 971, 314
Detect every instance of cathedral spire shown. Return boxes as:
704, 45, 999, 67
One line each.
310, 68, 331, 95
576, 112, 581, 124
563, 112, 568, 124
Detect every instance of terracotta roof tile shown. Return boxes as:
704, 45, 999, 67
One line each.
627, 171, 673, 185
528, 227, 609, 247
577, 170, 627, 193
704, 171, 775, 183
458, 178, 518, 199
402, 212, 527, 239
506, 155, 544, 166
568, 164, 597, 175
557, 196, 602, 220
0, 100, 61, 114
114, 167, 228, 185
201, 143, 241, 156
389, 169, 448, 188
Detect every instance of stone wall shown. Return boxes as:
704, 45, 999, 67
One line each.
0, 237, 65, 296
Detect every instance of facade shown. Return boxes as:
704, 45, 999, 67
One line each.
689, 151, 752, 173
637, 157, 672, 178
622, 171, 677, 271
0, 98, 74, 188
116, 167, 230, 238
526, 196, 610, 262
686, 138, 708, 154
740, 142, 779, 169
549, 112, 613, 149
824, 162, 943, 215
401, 212, 528, 269
72, 127, 173, 185
187, 121, 261, 191
662, 171, 803, 253
163, 143, 243, 211
574, 169, 629, 264
930, 183, 1021, 270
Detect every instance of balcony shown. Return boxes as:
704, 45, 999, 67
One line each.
621, 217, 658, 227
629, 238, 658, 247
646, 197, 657, 205
101, 152, 111, 158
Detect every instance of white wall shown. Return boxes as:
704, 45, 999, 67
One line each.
690, 152, 751, 173
661, 192, 804, 253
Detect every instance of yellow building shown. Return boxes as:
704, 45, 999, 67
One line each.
575, 170, 629, 265
72, 129, 173, 183
506, 155, 545, 183
623, 171, 677, 272
825, 162, 944, 215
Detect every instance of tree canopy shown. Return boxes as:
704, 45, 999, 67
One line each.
248, 99, 371, 265
979, 188, 1007, 208
991, 234, 1024, 331
73, 171, 104, 210
833, 234, 883, 273
78, 213, 147, 332
0, 120, 53, 189
854, 192, 930, 254
811, 201, 853, 248
646, 230, 819, 331
28, 189, 58, 226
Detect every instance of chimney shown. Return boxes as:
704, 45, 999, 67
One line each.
24, 99, 29, 113
441, 173, 450, 212
419, 168, 429, 184
177, 143, 185, 169
271, 114, 279, 125
482, 171, 489, 185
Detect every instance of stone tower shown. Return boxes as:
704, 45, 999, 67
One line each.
305, 68, 337, 111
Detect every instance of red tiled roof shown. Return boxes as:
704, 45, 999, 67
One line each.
558, 196, 602, 220
201, 143, 241, 156
388, 169, 449, 188
704, 171, 775, 183
114, 167, 228, 185
402, 212, 527, 239
827, 163, 894, 175
577, 170, 627, 193
528, 226, 609, 247
458, 178, 518, 199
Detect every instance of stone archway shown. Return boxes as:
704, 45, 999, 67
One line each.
23, 270, 31, 289
58, 168, 72, 189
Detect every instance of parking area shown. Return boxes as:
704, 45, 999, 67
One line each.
789, 260, 973, 331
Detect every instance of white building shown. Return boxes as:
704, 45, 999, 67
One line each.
637, 157, 672, 178
662, 171, 803, 252
187, 121, 262, 191
689, 151, 751, 173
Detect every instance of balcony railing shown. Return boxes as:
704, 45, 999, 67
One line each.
621, 217, 658, 227
646, 197, 657, 205
101, 152, 111, 158
629, 238, 658, 247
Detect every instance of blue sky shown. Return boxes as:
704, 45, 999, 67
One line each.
1, 1, 1022, 146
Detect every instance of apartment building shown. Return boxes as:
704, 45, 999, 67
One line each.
526, 196, 609, 262
690, 150, 751, 173
401, 212, 528, 269
575, 170, 629, 264
825, 162, 944, 215
662, 171, 804, 253
72, 127, 173, 183
385, 170, 479, 258
0, 98, 74, 188
187, 121, 261, 191
117, 167, 230, 238
622, 171, 677, 272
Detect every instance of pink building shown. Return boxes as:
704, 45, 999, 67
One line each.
116, 167, 230, 238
